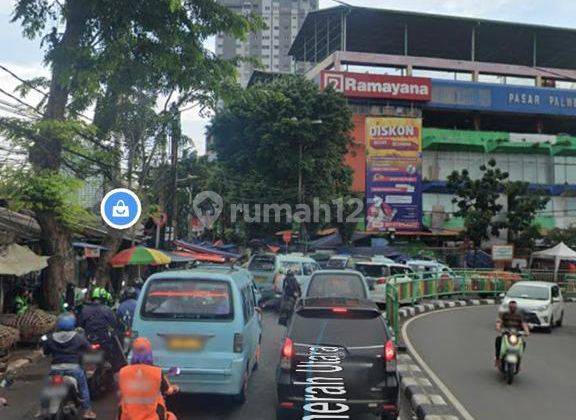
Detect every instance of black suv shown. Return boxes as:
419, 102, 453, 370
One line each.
276, 297, 399, 419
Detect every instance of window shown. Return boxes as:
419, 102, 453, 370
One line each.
302, 262, 317, 276
307, 273, 367, 299
248, 255, 275, 272
142, 279, 233, 320
280, 261, 303, 275
241, 286, 254, 324
551, 286, 559, 298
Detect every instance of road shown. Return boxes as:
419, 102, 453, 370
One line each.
406, 304, 576, 420
2, 311, 409, 419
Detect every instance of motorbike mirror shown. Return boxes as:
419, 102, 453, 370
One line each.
167, 367, 181, 376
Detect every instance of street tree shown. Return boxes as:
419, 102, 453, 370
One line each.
504, 181, 549, 250
209, 76, 354, 238
1, 0, 259, 309
447, 159, 509, 249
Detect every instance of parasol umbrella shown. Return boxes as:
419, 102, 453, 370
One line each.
109, 246, 171, 268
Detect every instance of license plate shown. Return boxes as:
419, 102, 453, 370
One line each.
167, 337, 203, 351
83, 353, 103, 364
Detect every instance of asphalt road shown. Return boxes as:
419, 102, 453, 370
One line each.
2, 311, 410, 419
406, 304, 576, 420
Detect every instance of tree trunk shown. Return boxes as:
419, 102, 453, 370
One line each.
30, 0, 89, 311
93, 228, 124, 286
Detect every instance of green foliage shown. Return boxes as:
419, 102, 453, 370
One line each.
0, 168, 94, 229
504, 181, 549, 248
447, 159, 509, 247
545, 225, 576, 249
209, 76, 354, 237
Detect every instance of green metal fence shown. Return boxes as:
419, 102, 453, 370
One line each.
384, 270, 575, 342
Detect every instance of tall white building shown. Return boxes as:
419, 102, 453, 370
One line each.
216, 0, 318, 86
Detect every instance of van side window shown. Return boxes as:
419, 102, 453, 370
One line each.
241, 286, 254, 324
303, 262, 316, 276
551, 286, 559, 298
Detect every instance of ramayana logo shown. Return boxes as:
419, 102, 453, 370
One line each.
295, 346, 350, 420
323, 72, 430, 98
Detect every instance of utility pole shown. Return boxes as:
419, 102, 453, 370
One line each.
165, 103, 181, 249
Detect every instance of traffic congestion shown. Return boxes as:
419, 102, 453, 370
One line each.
2, 1, 576, 420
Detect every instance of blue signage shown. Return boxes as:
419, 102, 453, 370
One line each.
100, 188, 142, 230
428, 79, 576, 116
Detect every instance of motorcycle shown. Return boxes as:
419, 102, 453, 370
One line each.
498, 328, 525, 384
82, 336, 113, 399
39, 370, 82, 419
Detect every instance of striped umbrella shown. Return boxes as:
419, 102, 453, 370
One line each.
109, 246, 171, 267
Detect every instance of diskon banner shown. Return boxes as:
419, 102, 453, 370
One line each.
366, 117, 422, 231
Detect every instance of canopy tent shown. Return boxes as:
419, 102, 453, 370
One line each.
0, 244, 49, 314
530, 242, 576, 280
0, 244, 49, 276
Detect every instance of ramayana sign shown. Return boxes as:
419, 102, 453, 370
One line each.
320, 71, 432, 101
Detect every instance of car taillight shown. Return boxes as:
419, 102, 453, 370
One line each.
376, 277, 387, 285
90, 343, 101, 351
234, 333, 244, 353
384, 339, 396, 362
281, 337, 293, 370
331, 307, 348, 313
124, 330, 132, 338
51, 375, 64, 386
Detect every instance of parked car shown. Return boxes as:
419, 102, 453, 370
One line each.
246, 253, 320, 304
276, 297, 400, 419
301, 270, 370, 300
404, 259, 455, 279
499, 281, 565, 332
132, 267, 262, 402
308, 250, 335, 269
325, 254, 371, 269
354, 261, 414, 304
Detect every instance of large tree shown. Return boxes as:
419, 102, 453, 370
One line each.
209, 76, 354, 238
1, 0, 258, 309
447, 159, 509, 249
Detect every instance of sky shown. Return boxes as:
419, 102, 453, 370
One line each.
1, 0, 576, 156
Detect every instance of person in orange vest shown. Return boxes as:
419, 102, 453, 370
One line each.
117, 338, 179, 420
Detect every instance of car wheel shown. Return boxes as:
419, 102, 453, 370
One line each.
544, 317, 553, 334
557, 312, 564, 327
233, 369, 249, 404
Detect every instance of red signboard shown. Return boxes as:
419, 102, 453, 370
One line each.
320, 71, 431, 101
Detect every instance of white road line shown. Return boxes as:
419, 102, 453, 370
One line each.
402, 306, 485, 420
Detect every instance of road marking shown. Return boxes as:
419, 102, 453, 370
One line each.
402, 306, 483, 420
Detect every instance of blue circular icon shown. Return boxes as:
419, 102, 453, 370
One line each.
100, 188, 142, 230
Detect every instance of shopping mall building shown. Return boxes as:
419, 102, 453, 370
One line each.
287, 6, 576, 238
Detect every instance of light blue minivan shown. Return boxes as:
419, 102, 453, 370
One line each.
131, 266, 262, 403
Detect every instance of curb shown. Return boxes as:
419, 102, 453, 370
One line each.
397, 298, 498, 420
396, 297, 576, 419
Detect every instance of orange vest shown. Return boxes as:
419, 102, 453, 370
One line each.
118, 364, 166, 420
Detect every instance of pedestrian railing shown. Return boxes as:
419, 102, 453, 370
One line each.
384, 269, 576, 342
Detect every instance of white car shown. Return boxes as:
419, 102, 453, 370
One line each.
499, 281, 565, 332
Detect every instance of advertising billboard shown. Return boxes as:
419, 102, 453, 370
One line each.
366, 117, 423, 231
320, 71, 432, 101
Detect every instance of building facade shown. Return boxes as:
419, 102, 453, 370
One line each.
290, 6, 576, 238
216, 0, 318, 86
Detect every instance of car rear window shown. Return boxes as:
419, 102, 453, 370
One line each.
326, 258, 347, 268
142, 279, 233, 320
306, 273, 367, 299
290, 310, 387, 346
355, 263, 386, 277
248, 256, 275, 272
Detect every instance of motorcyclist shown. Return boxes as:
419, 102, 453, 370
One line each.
117, 287, 138, 333
495, 300, 530, 367
279, 270, 301, 325
117, 337, 179, 420
80, 287, 121, 371
41, 313, 97, 419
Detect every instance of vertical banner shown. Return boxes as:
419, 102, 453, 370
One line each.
366, 117, 422, 231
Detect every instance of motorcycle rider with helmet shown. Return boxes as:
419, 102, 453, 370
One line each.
41, 313, 97, 419
495, 300, 530, 367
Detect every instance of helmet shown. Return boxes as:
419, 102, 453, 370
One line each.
91, 287, 112, 303
131, 337, 153, 365
123, 287, 138, 301
56, 313, 76, 331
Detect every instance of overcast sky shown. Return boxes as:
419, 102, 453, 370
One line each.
1, 0, 575, 156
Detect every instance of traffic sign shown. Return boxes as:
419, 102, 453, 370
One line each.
100, 188, 142, 230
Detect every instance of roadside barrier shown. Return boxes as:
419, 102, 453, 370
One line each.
385, 270, 576, 342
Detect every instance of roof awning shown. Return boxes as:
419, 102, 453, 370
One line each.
0, 244, 49, 276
